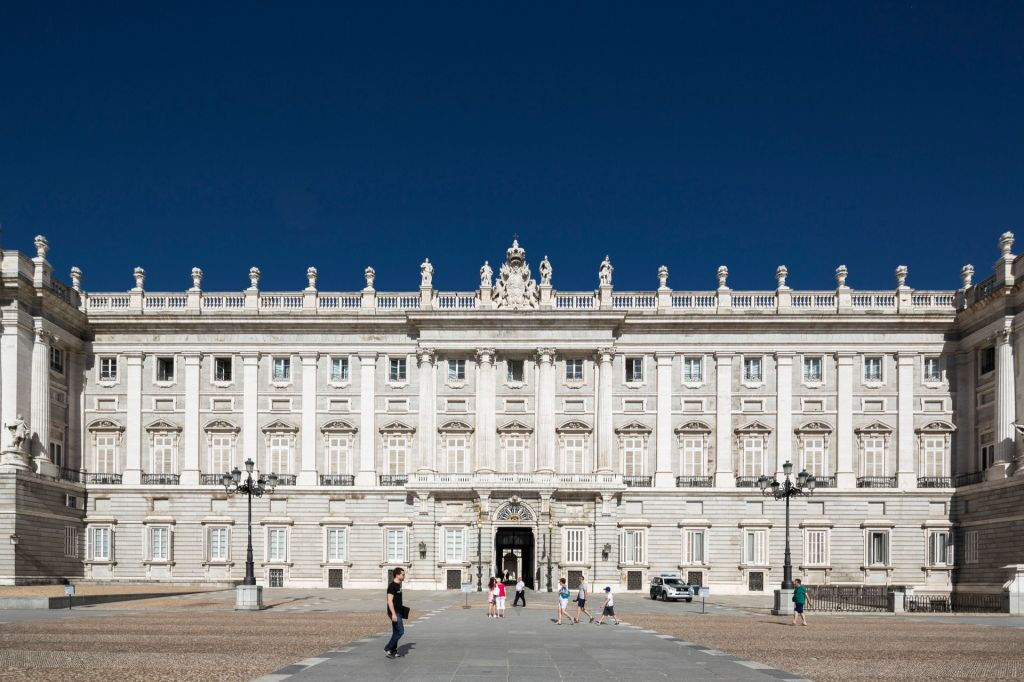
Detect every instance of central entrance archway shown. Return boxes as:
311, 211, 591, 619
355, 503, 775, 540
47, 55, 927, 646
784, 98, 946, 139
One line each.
494, 527, 535, 590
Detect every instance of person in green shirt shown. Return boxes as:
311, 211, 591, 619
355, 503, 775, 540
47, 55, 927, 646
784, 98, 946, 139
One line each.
791, 578, 811, 626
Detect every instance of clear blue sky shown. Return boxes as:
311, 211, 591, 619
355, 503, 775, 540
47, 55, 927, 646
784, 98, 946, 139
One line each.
1, 2, 1022, 293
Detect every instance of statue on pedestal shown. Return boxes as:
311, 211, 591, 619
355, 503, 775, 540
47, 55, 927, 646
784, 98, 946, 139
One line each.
599, 256, 613, 286
539, 256, 552, 286
6, 415, 29, 452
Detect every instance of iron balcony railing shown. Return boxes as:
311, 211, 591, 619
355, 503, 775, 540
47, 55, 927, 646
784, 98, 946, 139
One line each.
142, 473, 180, 485
200, 474, 224, 485
83, 472, 122, 484
59, 467, 85, 484
813, 476, 837, 488
623, 475, 653, 487
954, 471, 985, 487
275, 474, 297, 486
379, 475, 408, 486
917, 476, 952, 488
857, 476, 897, 488
735, 476, 761, 488
676, 475, 713, 488
320, 474, 355, 486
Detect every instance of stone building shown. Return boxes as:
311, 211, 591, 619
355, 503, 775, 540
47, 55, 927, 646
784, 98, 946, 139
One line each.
1, 232, 1022, 594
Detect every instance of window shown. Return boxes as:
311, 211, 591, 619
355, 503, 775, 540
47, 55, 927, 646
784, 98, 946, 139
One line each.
385, 528, 406, 563
743, 357, 762, 383
446, 436, 468, 473
269, 435, 291, 474
325, 435, 352, 475
445, 527, 466, 562
214, 357, 233, 382
681, 437, 704, 476
506, 359, 524, 383
565, 528, 586, 563
210, 435, 233, 476
965, 530, 978, 564
565, 359, 583, 382
208, 527, 229, 562
862, 436, 885, 477
268, 527, 287, 562
448, 359, 466, 383
331, 357, 349, 383
625, 357, 644, 383
50, 441, 64, 468
151, 434, 176, 474
744, 529, 767, 565
741, 437, 764, 477
272, 356, 291, 382
980, 347, 995, 375
503, 436, 527, 472
95, 435, 117, 473
683, 356, 702, 383
149, 526, 170, 561
921, 436, 946, 477
923, 357, 941, 383
620, 529, 645, 565
805, 529, 828, 566
156, 357, 175, 382
562, 436, 586, 474
801, 436, 826, 477
622, 436, 644, 477
980, 432, 995, 470
327, 527, 347, 562
867, 530, 889, 566
389, 357, 407, 383
99, 356, 118, 382
89, 526, 111, 561
928, 530, 952, 567
864, 356, 883, 383
803, 356, 823, 383
683, 529, 706, 564
268, 568, 284, 587
50, 347, 64, 374
385, 435, 408, 475
64, 527, 78, 558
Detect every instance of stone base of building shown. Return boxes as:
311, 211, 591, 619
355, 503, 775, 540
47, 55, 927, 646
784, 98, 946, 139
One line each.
771, 588, 794, 615
235, 584, 263, 610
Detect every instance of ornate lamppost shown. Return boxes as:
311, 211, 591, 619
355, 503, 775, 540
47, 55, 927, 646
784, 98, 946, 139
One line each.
546, 520, 553, 592
222, 458, 277, 609
758, 461, 815, 615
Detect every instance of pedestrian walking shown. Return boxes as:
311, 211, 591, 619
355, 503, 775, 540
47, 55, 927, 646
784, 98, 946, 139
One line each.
791, 578, 811, 626
384, 568, 409, 659
595, 586, 620, 625
497, 578, 507, 617
513, 578, 526, 607
556, 578, 572, 624
487, 577, 497, 618
574, 575, 594, 623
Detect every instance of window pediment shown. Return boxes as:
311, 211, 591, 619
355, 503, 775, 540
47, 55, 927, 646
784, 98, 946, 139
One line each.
916, 420, 956, 434
795, 420, 833, 434
204, 419, 240, 434
438, 420, 474, 433
87, 418, 124, 433
321, 419, 357, 434
262, 419, 298, 434
145, 418, 182, 433
855, 421, 893, 434
497, 419, 533, 434
735, 420, 772, 434
615, 420, 652, 434
380, 420, 415, 434
556, 420, 592, 434
675, 420, 711, 434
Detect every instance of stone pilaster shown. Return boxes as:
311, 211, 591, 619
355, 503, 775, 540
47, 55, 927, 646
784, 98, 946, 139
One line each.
30, 325, 57, 477
241, 352, 259, 472
475, 349, 496, 472
991, 320, 1016, 480
654, 352, 674, 487
356, 353, 377, 486
298, 352, 319, 485
535, 348, 556, 473
123, 352, 144, 484
596, 347, 615, 473
897, 352, 917, 488
835, 352, 856, 488
66, 350, 83, 471
417, 348, 436, 472
714, 352, 735, 487
775, 353, 793, 477
180, 352, 202, 485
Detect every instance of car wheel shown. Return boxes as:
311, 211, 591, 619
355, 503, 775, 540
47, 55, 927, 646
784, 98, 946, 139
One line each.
650, 592, 656, 600
686, 598, 693, 603
660, 591, 667, 602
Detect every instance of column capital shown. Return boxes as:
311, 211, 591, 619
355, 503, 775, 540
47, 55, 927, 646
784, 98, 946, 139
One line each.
475, 348, 495, 364
896, 351, 918, 363
241, 351, 260, 363
655, 351, 674, 363
417, 347, 436, 365
774, 352, 795, 362
998, 317, 1014, 343
299, 351, 320, 362
536, 348, 556, 363
835, 350, 857, 360
33, 327, 52, 344
183, 351, 203, 362
597, 347, 615, 363
358, 351, 378, 361
713, 351, 734, 360
124, 351, 144, 363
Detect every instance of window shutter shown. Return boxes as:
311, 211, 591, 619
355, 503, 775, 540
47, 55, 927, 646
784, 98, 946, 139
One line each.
110, 527, 115, 562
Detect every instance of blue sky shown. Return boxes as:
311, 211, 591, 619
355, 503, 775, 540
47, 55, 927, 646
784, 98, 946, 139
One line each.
1, 2, 1022, 293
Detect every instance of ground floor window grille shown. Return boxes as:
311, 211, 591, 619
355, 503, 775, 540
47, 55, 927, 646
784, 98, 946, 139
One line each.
446, 569, 462, 590
626, 570, 643, 590
748, 571, 764, 591
328, 568, 344, 588
269, 568, 284, 587
64, 527, 78, 558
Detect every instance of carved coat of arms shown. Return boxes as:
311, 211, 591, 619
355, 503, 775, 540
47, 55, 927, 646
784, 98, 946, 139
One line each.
493, 240, 539, 310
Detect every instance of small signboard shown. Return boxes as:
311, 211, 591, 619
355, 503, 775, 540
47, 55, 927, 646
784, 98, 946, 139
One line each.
64, 585, 76, 597
461, 582, 473, 593
698, 587, 710, 598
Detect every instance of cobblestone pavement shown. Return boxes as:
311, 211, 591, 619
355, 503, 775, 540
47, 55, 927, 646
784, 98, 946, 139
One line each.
622, 612, 1024, 681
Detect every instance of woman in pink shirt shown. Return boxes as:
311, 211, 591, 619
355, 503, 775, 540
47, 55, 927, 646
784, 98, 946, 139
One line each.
496, 579, 507, 617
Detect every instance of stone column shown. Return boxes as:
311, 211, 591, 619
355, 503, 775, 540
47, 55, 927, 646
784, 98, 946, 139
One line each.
775, 353, 793, 478
242, 353, 259, 472
67, 350, 83, 470
356, 353, 377, 486
654, 353, 674, 487
417, 348, 436, 472
535, 348, 556, 473
897, 352, 917, 488
596, 347, 615, 473
30, 326, 57, 477
475, 349, 496, 472
992, 321, 1016, 480
298, 352, 319, 485
1, 314, 28, 435
180, 352, 202, 485
835, 352, 856, 488
714, 352, 735, 487
123, 352, 144, 484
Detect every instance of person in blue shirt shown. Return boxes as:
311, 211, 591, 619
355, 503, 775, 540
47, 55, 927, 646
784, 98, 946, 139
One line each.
556, 578, 572, 624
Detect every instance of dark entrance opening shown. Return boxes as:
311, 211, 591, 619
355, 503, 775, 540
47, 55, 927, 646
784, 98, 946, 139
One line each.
494, 527, 535, 590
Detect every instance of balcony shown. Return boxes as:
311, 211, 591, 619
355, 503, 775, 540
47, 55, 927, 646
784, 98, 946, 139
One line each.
917, 476, 952, 488
857, 476, 897, 489
59, 468, 85, 484
735, 476, 761, 488
200, 474, 224, 485
676, 475, 713, 488
142, 473, 180, 485
320, 474, 355, 486
623, 475, 653, 487
404, 471, 624, 490
380, 475, 408, 486
83, 472, 122, 484
814, 476, 837, 488
275, 474, 297, 486
954, 471, 985, 487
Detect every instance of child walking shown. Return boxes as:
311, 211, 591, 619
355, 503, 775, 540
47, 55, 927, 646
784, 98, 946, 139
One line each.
595, 586, 620, 625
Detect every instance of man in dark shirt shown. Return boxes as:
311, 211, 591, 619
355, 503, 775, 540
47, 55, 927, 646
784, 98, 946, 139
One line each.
385, 568, 407, 658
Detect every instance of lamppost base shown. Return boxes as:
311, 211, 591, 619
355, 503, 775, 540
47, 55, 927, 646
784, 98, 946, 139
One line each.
235, 584, 263, 611
771, 588, 795, 616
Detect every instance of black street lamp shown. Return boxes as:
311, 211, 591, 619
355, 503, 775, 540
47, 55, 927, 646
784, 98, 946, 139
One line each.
758, 461, 815, 590
475, 520, 483, 592
222, 458, 277, 586
546, 521, 553, 592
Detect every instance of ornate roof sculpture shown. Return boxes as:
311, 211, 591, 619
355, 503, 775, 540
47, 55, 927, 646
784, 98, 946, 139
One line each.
493, 240, 539, 310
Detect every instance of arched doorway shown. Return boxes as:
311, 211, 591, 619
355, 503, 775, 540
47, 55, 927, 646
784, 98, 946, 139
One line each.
493, 500, 537, 589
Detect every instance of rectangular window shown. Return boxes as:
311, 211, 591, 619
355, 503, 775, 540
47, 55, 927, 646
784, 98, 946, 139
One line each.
965, 530, 978, 564
385, 528, 406, 563
50, 347, 65, 374
862, 437, 885, 477
923, 356, 941, 383
331, 357, 349, 383
272, 357, 291, 382
327, 527, 347, 562
928, 530, 952, 567
385, 435, 408, 475
389, 357, 407, 382
506, 359, 524, 383
620, 529, 645, 565
743, 357, 762, 383
805, 529, 828, 566
625, 357, 644, 383
684, 529, 705, 564
868, 530, 889, 566
444, 528, 466, 562
152, 434, 175, 474
980, 347, 995, 375
269, 435, 291, 474
801, 436, 826, 477
208, 527, 229, 561
503, 436, 527, 472
99, 356, 118, 381
803, 356, 823, 383
89, 526, 111, 561
864, 356, 883, 383
326, 435, 351, 475
744, 529, 767, 565
921, 436, 946, 477
681, 437, 705, 476
565, 359, 583, 382
742, 437, 763, 477
150, 526, 170, 561
214, 357, 233, 382
562, 436, 586, 474
156, 357, 175, 382
448, 359, 466, 382
446, 436, 468, 473
622, 437, 644, 477
95, 435, 117, 473
683, 356, 703, 383
50, 441, 64, 468
64, 527, 78, 558
980, 432, 995, 470
210, 435, 233, 476
268, 527, 287, 562
565, 528, 585, 563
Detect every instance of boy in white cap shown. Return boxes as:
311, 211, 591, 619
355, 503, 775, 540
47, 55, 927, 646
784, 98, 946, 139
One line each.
595, 585, 620, 625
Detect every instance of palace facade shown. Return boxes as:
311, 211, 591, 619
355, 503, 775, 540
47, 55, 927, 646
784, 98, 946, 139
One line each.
2, 233, 1023, 594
